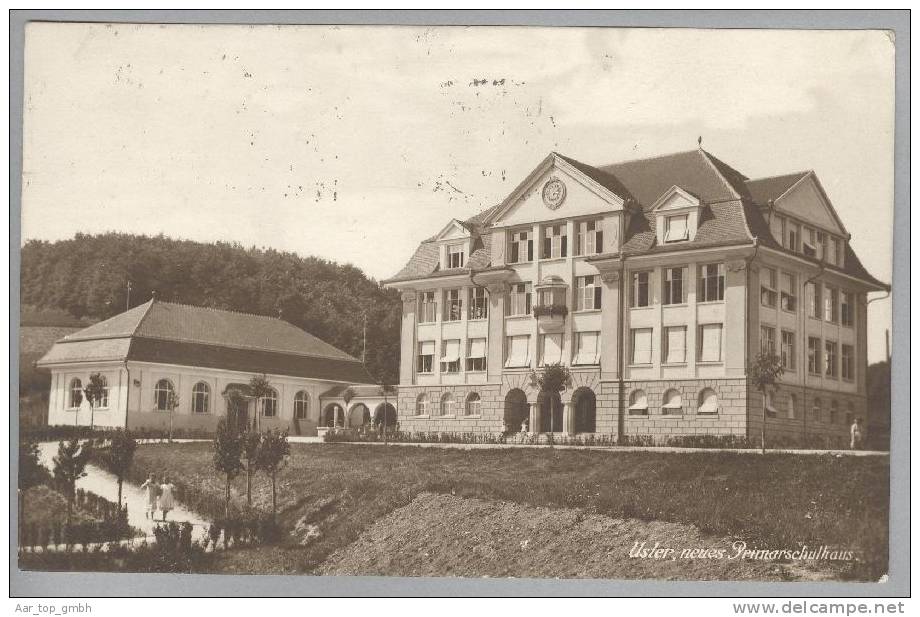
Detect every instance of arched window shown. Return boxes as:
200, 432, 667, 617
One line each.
415, 393, 429, 416
662, 388, 682, 414
154, 379, 175, 411
465, 392, 481, 416
440, 392, 456, 416
260, 388, 279, 417
697, 388, 718, 414
812, 397, 822, 423
97, 376, 110, 408
788, 393, 798, 419
192, 382, 210, 414
293, 391, 310, 420
69, 378, 83, 409
628, 389, 648, 415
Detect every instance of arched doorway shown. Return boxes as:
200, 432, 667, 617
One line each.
572, 387, 597, 433
348, 403, 370, 427
223, 384, 252, 433
322, 403, 345, 427
503, 389, 529, 433
537, 391, 563, 433
374, 403, 397, 428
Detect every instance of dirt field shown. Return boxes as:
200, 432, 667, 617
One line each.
318, 492, 837, 581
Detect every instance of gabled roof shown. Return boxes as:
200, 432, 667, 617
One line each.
745, 171, 811, 206
38, 299, 373, 383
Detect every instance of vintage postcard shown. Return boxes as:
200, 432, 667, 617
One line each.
15, 18, 896, 592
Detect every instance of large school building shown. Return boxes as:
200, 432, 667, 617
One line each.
383, 148, 888, 445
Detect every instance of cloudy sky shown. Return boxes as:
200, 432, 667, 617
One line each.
21, 23, 894, 361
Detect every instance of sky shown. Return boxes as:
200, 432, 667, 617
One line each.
21, 24, 895, 361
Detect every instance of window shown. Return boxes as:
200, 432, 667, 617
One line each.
803, 227, 817, 257
508, 282, 532, 316
439, 392, 456, 416
828, 237, 839, 266
575, 219, 603, 255
842, 344, 854, 381
444, 289, 463, 321
154, 379, 175, 412
770, 215, 785, 246
631, 271, 650, 307
812, 397, 822, 423
816, 230, 827, 261
419, 291, 437, 324
663, 326, 687, 364
447, 243, 465, 269
260, 388, 278, 417
825, 340, 838, 378
698, 263, 725, 302
806, 282, 821, 319
466, 338, 487, 372
465, 392, 481, 416
504, 335, 531, 368
417, 341, 435, 374
542, 224, 567, 259
293, 391, 309, 420
537, 286, 565, 308
509, 229, 533, 263
468, 287, 488, 320
192, 382, 210, 414
841, 291, 854, 327
661, 389, 682, 414
96, 376, 110, 409
69, 378, 83, 409
575, 275, 601, 311
573, 331, 600, 365
780, 272, 796, 311
781, 330, 796, 370
415, 393, 430, 416
628, 389, 648, 415
698, 388, 719, 414
788, 393, 797, 419
807, 337, 821, 374
630, 328, 653, 365
829, 399, 839, 424
662, 267, 686, 305
760, 267, 777, 308
846, 403, 855, 427
539, 333, 563, 366
760, 325, 776, 356
440, 339, 462, 373
664, 214, 689, 242
824, 286, 838, 323
787, 222, 800, 252
698, 323, 723, 362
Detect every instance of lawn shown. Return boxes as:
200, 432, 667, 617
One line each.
125, 442, 889, 580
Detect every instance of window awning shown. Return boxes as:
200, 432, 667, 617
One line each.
419, 340, 436, 356
505, 335, 531, 368
541, 333, 563, 365
441, 339, 461, 363
467, 338, 486, 359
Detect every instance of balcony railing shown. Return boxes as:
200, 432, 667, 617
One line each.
532, 304, 568, 318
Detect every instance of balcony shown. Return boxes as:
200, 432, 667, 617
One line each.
533, 275, 568, 332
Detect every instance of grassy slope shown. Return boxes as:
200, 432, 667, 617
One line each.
127, 443, 889, 579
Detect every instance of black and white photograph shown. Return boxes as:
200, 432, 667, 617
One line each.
10, 11, 908, 602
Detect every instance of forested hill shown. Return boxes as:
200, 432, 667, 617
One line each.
20, 233, 402, 384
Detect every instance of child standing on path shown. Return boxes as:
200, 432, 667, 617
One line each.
158, 475, 176, 522
140, 474, 159, 520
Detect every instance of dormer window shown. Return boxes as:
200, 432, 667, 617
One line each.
447, 243, 465, 269
664, 214, 689, 243
802, 227, 817, 257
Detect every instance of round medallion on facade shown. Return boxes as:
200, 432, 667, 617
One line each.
541, 178, 566, 210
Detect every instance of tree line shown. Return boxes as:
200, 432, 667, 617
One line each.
20, 232, 402, 385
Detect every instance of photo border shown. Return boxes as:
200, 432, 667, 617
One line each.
9, 9, 910, 598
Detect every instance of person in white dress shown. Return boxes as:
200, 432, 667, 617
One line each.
158, 476, 176, 522
140, 474, 159, 520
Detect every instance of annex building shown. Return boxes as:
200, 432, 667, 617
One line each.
36, 299, 391, 435
383, 148, 888, 446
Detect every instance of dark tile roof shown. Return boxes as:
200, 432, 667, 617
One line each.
38, 300, 374, 381
745, 172, 810, 206
387, 148, 885, 289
